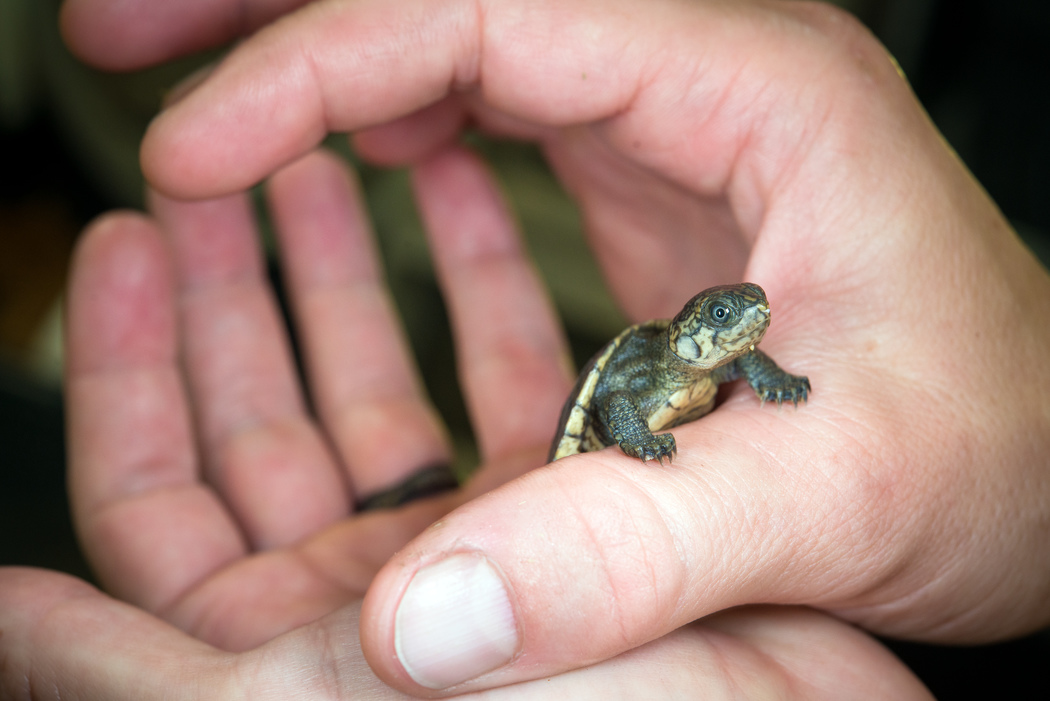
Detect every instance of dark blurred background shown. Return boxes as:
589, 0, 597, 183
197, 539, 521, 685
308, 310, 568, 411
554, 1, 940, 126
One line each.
1, 0, 1047, 697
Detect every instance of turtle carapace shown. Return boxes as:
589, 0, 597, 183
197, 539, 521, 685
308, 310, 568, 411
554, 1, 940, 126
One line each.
548, 283, 810, 463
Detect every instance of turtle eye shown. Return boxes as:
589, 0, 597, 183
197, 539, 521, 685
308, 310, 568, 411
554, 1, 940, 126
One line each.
710, 303, 733, 325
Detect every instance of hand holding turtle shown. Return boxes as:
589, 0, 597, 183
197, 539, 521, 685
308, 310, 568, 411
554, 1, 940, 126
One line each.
49, 0, 1050, 696
0, 144, 931, 699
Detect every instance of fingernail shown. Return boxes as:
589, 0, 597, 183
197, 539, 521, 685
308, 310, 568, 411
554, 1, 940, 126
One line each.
395, 553, 519, 689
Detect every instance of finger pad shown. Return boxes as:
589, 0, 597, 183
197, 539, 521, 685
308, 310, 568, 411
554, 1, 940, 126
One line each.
68, 213, 177, 374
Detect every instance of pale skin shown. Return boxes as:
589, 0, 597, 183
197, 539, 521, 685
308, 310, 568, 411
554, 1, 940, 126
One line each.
1, 147, 931, 700
2, 0, 1047, 697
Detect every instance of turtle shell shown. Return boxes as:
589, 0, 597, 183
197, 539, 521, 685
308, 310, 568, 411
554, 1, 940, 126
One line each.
547, 283, 809, 464
547, 320, 667, 462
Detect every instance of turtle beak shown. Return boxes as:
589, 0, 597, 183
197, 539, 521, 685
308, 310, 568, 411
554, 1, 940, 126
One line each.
755, 303, 772, 341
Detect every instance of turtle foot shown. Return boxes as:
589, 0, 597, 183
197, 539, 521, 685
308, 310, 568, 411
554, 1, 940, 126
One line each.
620, 433, 677, 464
755, 374, 811, 408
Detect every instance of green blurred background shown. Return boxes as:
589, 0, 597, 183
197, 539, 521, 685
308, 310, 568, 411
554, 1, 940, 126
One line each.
1, 1, 1048, 697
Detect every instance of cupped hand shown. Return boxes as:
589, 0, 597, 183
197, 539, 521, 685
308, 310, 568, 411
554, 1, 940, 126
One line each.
0, 144, 933, 699
59, 0, 1050, 696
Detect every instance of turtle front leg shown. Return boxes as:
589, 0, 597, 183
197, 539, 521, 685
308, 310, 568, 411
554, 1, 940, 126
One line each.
732, 349, 811, 407
599, 392, 677, 463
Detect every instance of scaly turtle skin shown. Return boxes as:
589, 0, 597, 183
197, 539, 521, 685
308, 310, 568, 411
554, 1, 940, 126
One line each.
548, 283, 810, 463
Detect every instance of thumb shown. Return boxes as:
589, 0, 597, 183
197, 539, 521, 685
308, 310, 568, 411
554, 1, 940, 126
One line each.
359, 409, 853, 695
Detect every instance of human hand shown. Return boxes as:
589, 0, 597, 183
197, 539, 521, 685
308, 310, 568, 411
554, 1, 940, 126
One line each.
0, 144, 932, 699
61, 0, 1050, 695
55, 146, 579, 651
0, 146, 548, 696
0, 566, 933, 699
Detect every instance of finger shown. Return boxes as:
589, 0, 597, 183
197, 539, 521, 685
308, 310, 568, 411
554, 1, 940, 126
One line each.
138, 0, 915, 299
66, 214, 246, 610
149, 190, 349, 549
353, 95, 556, 167
59, 0, 311, 70
358, 397, 898, 695
252, 604, 933, 701
266, 149, 451, 499
136, 0, 909, 314
0, 568, 411, 699
139, 0, 739, 198
694, 607, 934, 700
411, 146, 573, 464
489, 606, 933, 701
0, 568, 235, 700
352, 97, 469, 167
0, 568, 931, 700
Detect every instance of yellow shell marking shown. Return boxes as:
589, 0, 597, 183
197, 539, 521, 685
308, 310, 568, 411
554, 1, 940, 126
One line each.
550, 336, 623, 461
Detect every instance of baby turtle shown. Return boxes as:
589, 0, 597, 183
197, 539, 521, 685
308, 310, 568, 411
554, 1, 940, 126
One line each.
549, 283, 810, 463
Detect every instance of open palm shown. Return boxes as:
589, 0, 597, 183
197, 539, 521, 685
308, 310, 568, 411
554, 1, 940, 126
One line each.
57, 147, 571, 651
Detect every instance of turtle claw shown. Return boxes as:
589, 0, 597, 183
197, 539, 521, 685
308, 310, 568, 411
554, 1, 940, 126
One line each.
652, 445, 677, 466
756, 374, 810, 409
622, 433, 677, 464
790, 379, 811, 407
740, 350, 810, 410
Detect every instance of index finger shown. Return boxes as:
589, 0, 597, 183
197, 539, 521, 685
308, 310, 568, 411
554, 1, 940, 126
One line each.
140, 0, 854, 201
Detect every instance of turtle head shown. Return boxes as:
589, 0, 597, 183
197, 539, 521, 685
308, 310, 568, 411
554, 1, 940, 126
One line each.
667, 283, 770, 369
